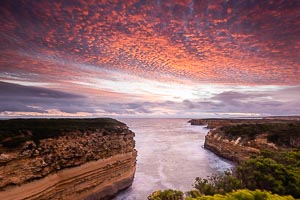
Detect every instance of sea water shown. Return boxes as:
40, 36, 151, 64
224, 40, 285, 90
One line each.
114, 118, 232, 200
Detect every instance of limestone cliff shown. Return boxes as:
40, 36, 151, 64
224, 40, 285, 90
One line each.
189, 117, 300, 129
0, 118, 137, 200
197, 119, 300, 163
204, 128, 261, 162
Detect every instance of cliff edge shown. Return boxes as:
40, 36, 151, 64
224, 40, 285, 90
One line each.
0, 118, 137, 200
190, 118, 300, 163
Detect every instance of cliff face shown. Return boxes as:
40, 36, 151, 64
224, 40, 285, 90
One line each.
0, 119, 137, 200
204, 129, 261, 162
189, 119, 235, 128
188, 118, 267, 128
189, 118, 300, 129
200, 119, 300, 163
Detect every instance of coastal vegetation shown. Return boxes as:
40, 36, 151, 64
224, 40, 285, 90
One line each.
148, 189, 295, 200
148, 150, 300, 200
194, 153, 299, 196
0, 118, 124, 148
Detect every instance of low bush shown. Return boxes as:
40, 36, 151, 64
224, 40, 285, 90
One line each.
236, 157, 300, 197
194, 170, 242, 195
148, 189, 295, 200
147, 189, 184, 200
187, 189, 295, 200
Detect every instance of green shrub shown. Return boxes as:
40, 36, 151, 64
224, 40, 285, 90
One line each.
190, 189, 295, 200
185, 190, 201, 198
236, 157, 300, 198
150, 189, 295, 200
194, 170, 242, 195
147, 189, 184, 200
260, 150, 300, 173
192, 155, 299, 198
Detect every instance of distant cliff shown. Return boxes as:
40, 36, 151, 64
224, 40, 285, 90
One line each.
190, 118, 300, 163
0, 118, 137, 200
189, 117, 300, 129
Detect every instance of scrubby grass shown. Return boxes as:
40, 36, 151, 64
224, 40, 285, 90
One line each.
0, 118, 124, 148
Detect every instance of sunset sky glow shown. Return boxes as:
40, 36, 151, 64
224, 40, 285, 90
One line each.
0, 0, 299, 118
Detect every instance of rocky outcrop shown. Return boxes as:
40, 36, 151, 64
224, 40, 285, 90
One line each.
204, 129, 261, 162
189, 117, 300, 129
199, 118, 300, 163
0, 119, 137, 200
189, 119, 263, 129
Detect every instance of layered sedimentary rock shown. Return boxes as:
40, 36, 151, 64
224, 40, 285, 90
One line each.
190, 118, 300, 163
204, 128, 260, 162
0, 118, 137, 200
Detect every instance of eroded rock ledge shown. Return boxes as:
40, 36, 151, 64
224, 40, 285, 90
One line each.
190, 118, 300, 163
189, 117, 300, 129
0, 118, 137, 200
204, 128, 261, 162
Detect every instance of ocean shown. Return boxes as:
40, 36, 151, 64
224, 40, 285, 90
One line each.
114, 118, 232, 200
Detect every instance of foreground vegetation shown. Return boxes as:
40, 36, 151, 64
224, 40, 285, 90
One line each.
0, 118, 124, 148
148, 150, 300, 200
148, 189, 295, 200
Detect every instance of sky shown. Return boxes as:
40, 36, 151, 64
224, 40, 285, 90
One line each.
0, 0, 299, 118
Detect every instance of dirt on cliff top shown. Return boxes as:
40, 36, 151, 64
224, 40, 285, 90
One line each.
0, 118, 126, 148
